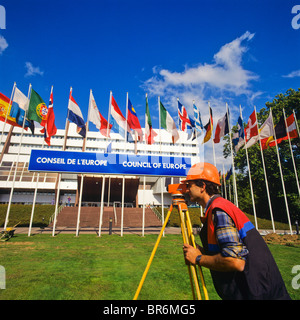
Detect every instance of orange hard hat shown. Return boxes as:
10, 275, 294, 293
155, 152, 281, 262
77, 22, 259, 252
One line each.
181, 162, 221, 186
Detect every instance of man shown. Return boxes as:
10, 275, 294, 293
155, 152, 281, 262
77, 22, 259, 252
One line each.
182, 162, 291, 300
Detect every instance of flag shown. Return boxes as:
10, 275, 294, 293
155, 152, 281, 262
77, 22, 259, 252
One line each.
244, 110, 258, 142
203, 106, 213, 144
232, 116, 245, 152
41, 90, 57, 146
160, 101, 179, 144
0, 92, 23, 128
127, 98, 143, 141
177, 100, 195, 132
213, 112, 229, 143
193, 102, 203, 132
225, 167, 232, 180
13, 87, 29, 111
11, 87, 34, 133
110, 95, 131, 138
266, 113, 298, 148
245, 112, 274, 149
67, 92, 86, 138
28, 89, 48, 127
145, 94, 157, 144
89, 92, 112, 137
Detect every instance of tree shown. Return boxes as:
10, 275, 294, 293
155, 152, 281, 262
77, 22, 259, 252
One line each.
223, 88, 300, 225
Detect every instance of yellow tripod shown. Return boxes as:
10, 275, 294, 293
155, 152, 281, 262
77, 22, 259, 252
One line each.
133, 183, 209, 300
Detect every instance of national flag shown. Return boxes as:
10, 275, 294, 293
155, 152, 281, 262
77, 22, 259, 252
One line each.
127, 98, 143, 142
244, 110, 258, 142
88, 92, 112, 137
202, 106, 213, 144
13, 87, 29, 111
41, 90, 57, 146
160, 101, 179, 144
213, 112, 229, 143
245, 112, 274, 149
193, 102, 203, 132
232, 116, 245, 152
265, 113, 298, 148
145, 94, 157, 144
177, 100, 195, 132
11, 87, 34, 133
28, 89, 48, 127
110, 95, 131, 138
67, 92, 86, 138
0, 92, 23, 128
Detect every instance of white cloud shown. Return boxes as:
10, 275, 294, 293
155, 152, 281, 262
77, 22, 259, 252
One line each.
143, 31, 258, 118
25, 62, 44, 77
143, 31, 258, 170
0, 35, 8, 54
283, 70, 300, 78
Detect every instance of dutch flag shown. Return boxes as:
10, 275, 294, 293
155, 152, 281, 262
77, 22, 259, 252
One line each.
67, 92, 86, 138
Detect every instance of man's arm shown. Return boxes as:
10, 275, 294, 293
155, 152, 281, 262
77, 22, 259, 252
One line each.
183, 244, 245, 272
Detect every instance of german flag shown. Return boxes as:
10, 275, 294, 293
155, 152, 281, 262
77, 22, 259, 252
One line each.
203, 106, 213, 144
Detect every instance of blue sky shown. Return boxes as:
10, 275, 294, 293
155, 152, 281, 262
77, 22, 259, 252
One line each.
0, 0, 299, 149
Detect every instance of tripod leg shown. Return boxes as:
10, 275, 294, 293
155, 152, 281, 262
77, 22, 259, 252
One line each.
133, 205, 173, 300
185, 209, 209, 300
178, 207, 202, 300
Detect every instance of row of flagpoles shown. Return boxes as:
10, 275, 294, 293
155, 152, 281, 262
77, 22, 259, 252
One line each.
0, 83, 299, 235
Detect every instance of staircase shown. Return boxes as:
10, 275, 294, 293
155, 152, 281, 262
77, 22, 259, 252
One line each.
48, 206, 162, 228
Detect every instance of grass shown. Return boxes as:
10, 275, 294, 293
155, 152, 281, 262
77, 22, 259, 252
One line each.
0, 233, 299, 300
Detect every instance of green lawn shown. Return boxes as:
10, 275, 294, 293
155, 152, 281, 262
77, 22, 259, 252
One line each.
0, 234, 299, 300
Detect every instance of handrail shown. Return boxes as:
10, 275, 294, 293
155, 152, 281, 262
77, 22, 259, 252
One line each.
49, 203, 65, 225
150, 205, 162, 221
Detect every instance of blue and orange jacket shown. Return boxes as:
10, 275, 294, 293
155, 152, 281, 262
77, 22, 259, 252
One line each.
200, 195, 290, 300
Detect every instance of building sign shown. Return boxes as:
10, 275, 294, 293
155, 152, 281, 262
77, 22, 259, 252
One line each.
28, 149, 192, 177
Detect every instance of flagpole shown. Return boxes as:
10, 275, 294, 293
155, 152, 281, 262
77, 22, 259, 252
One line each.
76, 89, 89, 237
222, 164, 227, 199
270, 109, 292, 234
208, 102, 216, 166
121, 176, 125, 237
28, 85, 53, 236
124, 92, 128, 152
158, 96, 164, 236
283, 109, 300, 197
4, 83, 32, 230
255, 106, 275, 232
52, 87, 71, 236
226, 103, 238, 207
158, 96, 162, 153
240, 106, 257, 229
142, 176, 146, 237
119, 93, 129, 237
98, 175, 105, 237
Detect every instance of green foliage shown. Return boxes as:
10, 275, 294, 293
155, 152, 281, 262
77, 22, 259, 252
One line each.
0, 204, 55, 227
223, 88, 300, 226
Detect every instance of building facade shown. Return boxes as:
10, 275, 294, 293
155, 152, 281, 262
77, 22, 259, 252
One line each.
0, 121, 200, 207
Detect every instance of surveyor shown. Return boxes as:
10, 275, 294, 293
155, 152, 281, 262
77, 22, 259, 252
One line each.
182, 162, 291, 300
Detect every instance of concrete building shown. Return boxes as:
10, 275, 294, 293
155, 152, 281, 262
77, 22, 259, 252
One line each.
0, 121, 200, 208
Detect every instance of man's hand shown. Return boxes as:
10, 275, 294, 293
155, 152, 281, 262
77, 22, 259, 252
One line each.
183, 244, 202, 265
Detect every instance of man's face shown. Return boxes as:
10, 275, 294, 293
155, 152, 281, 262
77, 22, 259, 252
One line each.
185, 181, 200, 203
